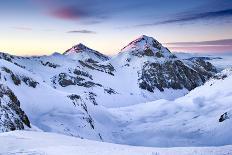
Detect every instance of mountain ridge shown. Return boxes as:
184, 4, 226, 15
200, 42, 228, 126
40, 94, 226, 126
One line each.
0, 35, 227, 147
63, 43, 109, 62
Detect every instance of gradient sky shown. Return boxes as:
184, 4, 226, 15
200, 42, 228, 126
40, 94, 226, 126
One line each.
0, 0, 232, 56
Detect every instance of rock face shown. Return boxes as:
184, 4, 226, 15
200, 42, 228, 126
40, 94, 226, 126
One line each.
117, 35, 216, 92
79, 60, 115, 75
219, 112, 230, 122
0, 84, 30, 132
139, 60, 204, 92
1, 67, 39, 88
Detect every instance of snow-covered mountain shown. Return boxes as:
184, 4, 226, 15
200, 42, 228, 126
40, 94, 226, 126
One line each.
64, 43, 109, 62
111, 35, 216, 93
0, 35, 231, 149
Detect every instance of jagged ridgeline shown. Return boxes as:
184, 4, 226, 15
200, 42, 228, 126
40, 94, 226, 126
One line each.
0, 35, 217, 138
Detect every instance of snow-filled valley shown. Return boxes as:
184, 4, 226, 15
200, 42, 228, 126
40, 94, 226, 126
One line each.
0, 35, 232, 154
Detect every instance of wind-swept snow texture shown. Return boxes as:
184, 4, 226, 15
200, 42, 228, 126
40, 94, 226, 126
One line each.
108, 68, 232, 146
1, 131, 232, 155
0, 35, 231, 149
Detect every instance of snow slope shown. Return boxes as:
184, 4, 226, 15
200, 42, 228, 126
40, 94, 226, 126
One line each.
0, 57, 230, 147
0, 35, 231, 149
107, 67, 232, 146
1, 130, 232, 155
0, 36, 216, 110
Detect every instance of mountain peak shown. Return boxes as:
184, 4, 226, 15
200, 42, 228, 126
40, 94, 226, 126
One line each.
119, 35, 175, 58
137, 35, 154, 40
63, 43, 92, 55
121, 35, 162, 52
63, 43, 109, 61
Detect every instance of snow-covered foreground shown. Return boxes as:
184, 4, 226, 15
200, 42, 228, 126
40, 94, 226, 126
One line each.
1, 130, 232, 155
0, 35, 232, 154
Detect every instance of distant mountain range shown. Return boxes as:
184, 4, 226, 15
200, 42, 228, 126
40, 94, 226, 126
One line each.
0, 35, 232, 147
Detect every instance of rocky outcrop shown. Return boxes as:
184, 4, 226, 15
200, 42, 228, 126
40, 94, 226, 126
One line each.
1, 67, 39, 88
40, 61, 60, 68
53, 73, 102, 88
73, 69, 93, 80
219, 112, 230, 122
188, 57, 217, 74
0, 53, 26, 69
79, 60, 115, 76
0, 84, 30, 132
138, 60, 208, 92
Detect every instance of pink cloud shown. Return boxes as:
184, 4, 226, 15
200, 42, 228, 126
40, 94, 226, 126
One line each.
167, 45, 232, 53
49, 6, 87, 20
31, 1, 88, 20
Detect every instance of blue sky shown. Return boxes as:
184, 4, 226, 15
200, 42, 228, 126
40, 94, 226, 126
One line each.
0, 0, 231, 55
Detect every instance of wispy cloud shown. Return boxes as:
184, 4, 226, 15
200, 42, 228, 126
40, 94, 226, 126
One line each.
49, 6, 88, 20
33, 0, 108, 22
11, 26, 32, 31
67, 30, 96, 34
165, 39, 232, 46
168, 46, 232, 53
134, 9, 232, 27
31, 0, 147, 24
165, 39, 232, 53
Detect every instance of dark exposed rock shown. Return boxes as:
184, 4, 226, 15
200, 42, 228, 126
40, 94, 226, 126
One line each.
0, 53, 25, 69
132, 37, 216, 92
55, 73, 101, 88
67, 94, 81, 106
155, 51, 164, 58
214, 74, 227, 80
57, 73, 84, 87
88, 92, 98, 105
1, 67, 21, 85
22, 77, 39, 88
73, 69, 93, 80
0, 53, 14, 62
79, 60, 115, 76
188, 57, 217, 73
104, 88, 117, 94
85, 117, 95, 129
138, 60, 212, 92
144, 48, 154, 56
0, 84, 30, 132
1, 67, 38, 88
219, 112, 229, 122
40, 61, 60, 68
212, 69, 232, 80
